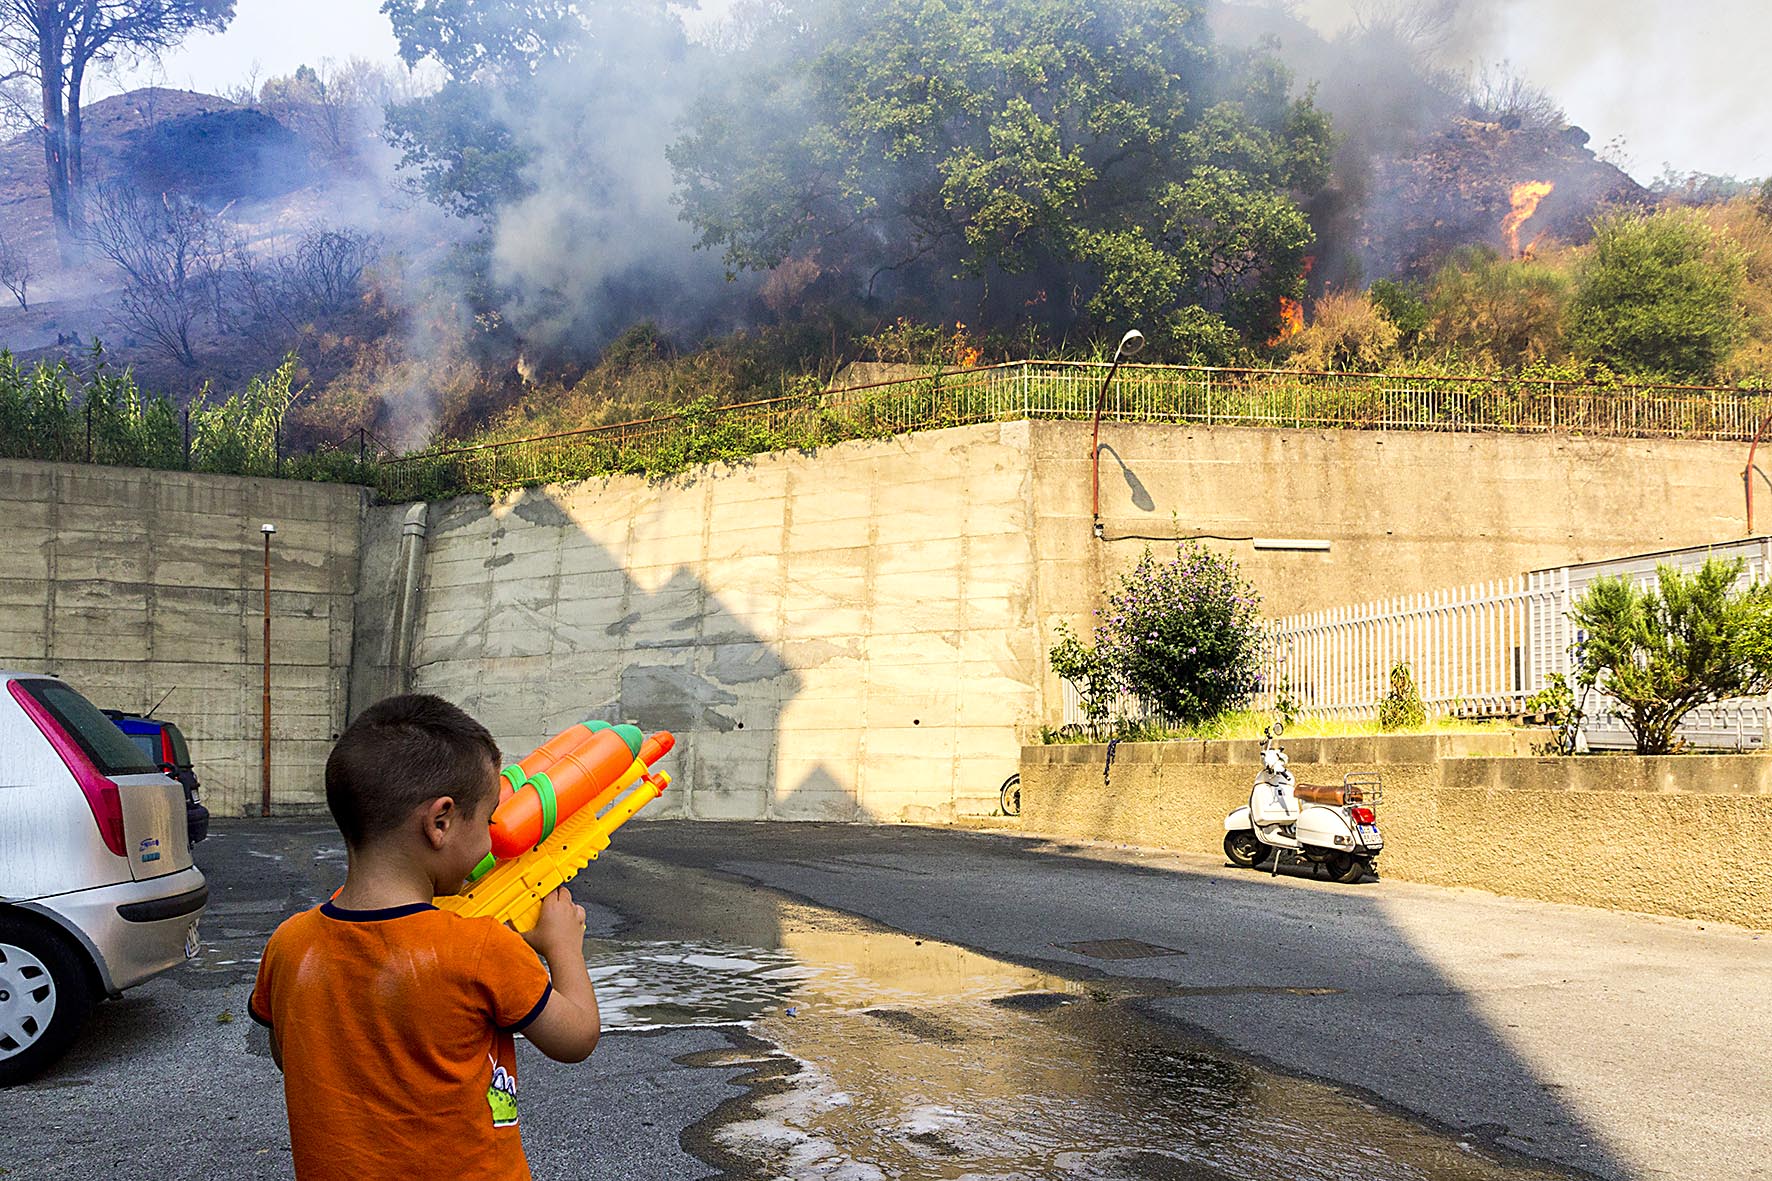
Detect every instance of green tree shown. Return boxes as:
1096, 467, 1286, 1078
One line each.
1048, 621, 1111, 725
378, 0, 573, 218
1368, 279, 1429, 352
1089, 542, 1265, 725
1568, 209, 1747, 383
382, 81, 531, 219
1569, 558, 1772, 755
1424, 246, 1569, 371
379, 0, 681, 219
670, 0, 1331, 350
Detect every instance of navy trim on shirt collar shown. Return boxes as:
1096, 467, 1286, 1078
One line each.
501, 983, 553, 1035
319, 900, 439, 922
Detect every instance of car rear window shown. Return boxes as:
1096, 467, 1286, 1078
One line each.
163, 723, 191, 766
125, 732, 159, 763
16, 680, 159, 776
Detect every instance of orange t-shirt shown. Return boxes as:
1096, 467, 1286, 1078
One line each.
249, 901, 552, 1181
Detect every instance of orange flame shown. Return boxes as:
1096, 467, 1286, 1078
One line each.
1503, 181, 1554, 257
1268, 298, 1305, 345
950, 322, 982, 368
1267, 256, 1314, 346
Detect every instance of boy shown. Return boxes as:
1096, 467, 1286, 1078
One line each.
249, 694, 601, 1181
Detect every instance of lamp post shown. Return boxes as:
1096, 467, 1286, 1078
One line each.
260, 522, 276, 817
1091, 328, 1146, 539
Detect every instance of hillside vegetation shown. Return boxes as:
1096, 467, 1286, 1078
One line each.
0, 1, 1765, 468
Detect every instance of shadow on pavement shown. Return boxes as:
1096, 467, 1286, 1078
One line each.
611, 820, 1641, 1181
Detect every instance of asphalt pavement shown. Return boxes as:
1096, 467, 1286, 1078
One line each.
1, 819, 1761, 1180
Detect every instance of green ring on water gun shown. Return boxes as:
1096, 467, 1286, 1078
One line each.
528, 771, 559, 843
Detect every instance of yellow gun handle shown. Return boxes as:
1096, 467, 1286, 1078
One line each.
437, 776, 665, 932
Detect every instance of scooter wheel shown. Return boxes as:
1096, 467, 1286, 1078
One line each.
1223, 830, 1266, 869
1327, 853, 1369, 884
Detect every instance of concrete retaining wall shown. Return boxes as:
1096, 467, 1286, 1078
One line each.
358, 419, 1754, 824
361, 424, 1042, 823
0, 460, 366, 815
1050, 421, 1749, 618
1032, 422, 1752, 739
5, 418, 1752, 825
1021, 737, 1772, 929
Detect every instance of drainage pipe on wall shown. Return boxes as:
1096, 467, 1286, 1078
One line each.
390, 502, 429, 692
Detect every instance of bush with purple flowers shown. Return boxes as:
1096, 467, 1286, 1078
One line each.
1056, 542, 1265, 726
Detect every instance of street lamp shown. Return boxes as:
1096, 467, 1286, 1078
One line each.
1091, 329, 1146, 539
260, 523, 275, 818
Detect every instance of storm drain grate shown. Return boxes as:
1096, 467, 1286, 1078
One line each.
1055, 938, 1185, 960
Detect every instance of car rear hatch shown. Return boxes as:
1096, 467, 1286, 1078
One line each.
113, 769, 192, 878
9, 678, 193, 881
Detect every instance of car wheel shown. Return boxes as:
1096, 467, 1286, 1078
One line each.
1223, 829, 1265, 868
0, 915, 95, 1086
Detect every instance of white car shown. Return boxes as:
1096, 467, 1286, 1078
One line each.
0, 671, 208, 1085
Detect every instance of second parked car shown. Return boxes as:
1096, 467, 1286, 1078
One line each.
103, 710, 209, 846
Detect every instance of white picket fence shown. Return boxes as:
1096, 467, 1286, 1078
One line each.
1254, 575, 1559, 721
1058, 538, 1772, 750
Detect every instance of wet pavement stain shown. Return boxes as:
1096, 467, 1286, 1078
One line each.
584, 857, 1583, 1181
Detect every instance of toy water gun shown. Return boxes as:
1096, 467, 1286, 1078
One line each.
435, 720, 674, 932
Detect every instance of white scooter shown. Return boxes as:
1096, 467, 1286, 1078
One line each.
1222, 724, 1383, 883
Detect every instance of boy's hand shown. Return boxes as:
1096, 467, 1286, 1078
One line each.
521, 886, 586, 962
519, 886, 601, 1063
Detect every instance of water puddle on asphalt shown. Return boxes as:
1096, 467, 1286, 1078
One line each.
584, 907, 1570, 1181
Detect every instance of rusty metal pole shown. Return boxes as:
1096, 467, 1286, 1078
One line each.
1090, 329, 1146, 539
260, 523, 276, 817
1747, 414, 1772, 536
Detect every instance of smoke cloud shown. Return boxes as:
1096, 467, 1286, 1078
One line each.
1277, 0, 1772, 183
486, 12, 754, 365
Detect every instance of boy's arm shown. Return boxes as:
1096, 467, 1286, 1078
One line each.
249, 934, 284, 1073
517, 887, 601, 1063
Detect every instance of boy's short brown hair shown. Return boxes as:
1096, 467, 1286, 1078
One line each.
325, 694, 502, 847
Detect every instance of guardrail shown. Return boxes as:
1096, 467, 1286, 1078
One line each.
369, 361, 1772, 501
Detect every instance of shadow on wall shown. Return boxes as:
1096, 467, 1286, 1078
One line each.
1098, 444, 1156, 513
396, 490, 866, 823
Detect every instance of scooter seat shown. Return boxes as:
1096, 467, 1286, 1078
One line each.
1295, 782, 1355, 806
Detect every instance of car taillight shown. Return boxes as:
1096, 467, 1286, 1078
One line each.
161, 730, 175, 766
7, 681, 128, 857
1351, 806, 1376, 825
86, 782, 128, 856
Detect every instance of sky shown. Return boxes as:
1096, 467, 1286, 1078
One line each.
102, 0, 1772, 186
105, 0, 404, 96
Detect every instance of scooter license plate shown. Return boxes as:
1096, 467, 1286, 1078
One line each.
1357, 824, 1382, 846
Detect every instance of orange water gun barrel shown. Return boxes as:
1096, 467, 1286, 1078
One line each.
637, 731, 674, 768
488, 725, 672, 857
490, 725, 639, 857
548, 731, 679, 847
498, 720, 614, 800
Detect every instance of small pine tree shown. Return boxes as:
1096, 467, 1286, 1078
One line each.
1377, 661, 1426, 731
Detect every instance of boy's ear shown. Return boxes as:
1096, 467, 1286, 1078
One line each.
421, 796, 457, 851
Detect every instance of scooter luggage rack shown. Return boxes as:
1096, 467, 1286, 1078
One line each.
1341, 772, 1383, 805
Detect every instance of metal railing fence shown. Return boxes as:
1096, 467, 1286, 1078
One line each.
1060, 549, 1772, 750
371, 362, 1772, 501
1253, 577, 1551, 721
